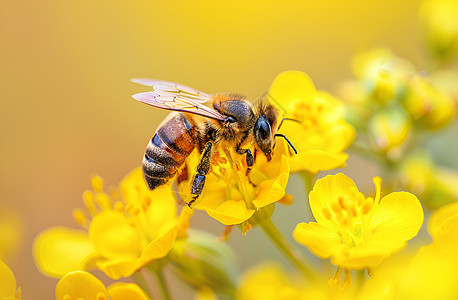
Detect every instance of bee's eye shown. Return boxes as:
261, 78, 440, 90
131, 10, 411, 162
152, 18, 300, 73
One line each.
225, 116, 237, 123
258, 121, 269, 139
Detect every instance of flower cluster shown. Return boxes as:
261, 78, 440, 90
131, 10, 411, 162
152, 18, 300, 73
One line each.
28, 58, 458, 298
7, 2, 456, 297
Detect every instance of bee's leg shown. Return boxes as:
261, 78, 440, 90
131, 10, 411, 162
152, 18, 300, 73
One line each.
235, 145, 254, 176
188, 141, 213, 207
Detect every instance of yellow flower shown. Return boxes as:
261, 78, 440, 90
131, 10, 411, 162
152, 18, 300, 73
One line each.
268, 71, 355, 174
368, 106, 411, 153
358, 202, 458, 300
427, 200, 458, 241
430, 69, 458, 107
403, 74, 456, 130
34, 168, 177, 280
0, 260, 20, 300
293, 173, 424, 270
400, 152, 458, 208
351, 48, 415, 82
178, 142, 291, 226
90, 168, 177, 279
33, 227, 96, 278
237, 263, 339, 300
56, 270, 151, 300
0, 208, 23, 262
420, 0, 458, 61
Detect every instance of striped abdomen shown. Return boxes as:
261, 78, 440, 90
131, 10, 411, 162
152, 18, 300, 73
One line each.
143, 113, 195, 190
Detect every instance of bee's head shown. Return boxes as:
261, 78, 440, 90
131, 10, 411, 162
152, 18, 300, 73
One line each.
253, 98, 298, 161
254, 114, 276, 161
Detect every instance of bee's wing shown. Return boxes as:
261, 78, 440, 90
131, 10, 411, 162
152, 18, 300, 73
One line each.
132, 91, 226, 121
131, 78, 211, 103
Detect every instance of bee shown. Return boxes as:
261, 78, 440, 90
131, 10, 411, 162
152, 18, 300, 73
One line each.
132, 79, 296, 206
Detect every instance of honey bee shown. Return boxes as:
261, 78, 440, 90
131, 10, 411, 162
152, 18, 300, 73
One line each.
132, 79, 296, 206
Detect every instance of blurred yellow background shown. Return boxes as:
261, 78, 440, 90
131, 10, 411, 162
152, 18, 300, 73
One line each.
0, 0, 433, 298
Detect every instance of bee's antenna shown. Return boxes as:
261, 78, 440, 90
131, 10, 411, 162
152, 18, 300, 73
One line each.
277, 117, 301, 131
274, 134, 297, 154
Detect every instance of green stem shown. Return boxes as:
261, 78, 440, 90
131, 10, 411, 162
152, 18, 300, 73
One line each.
154, 267, 172, 300
260, 218, 318, 282
133, 271, 154, 299
300, 171, 314, 194
300, 171, 316, 219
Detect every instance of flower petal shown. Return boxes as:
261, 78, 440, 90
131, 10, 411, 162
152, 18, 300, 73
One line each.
96, 221, 177, 279
291, 150, 349, 174
368, 192, 424, 244
89, 211, 143, 260
144, 187, 177, 236
331, 240, 406, 269
33, 227, 95, 278
108, 282, 151, 300
293, 222, 345, 259
206, 200, 255, 225
55, 271, 108, 300
268, 70, 317, 109
252, 155, 289, 208
428, 201, 458, 238
0, 209, 23, 262
140, 220, 177, 262
0, 260, 17, 299
309, 173, 358, 230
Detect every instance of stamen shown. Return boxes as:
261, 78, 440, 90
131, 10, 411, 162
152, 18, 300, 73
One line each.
82, 190, 97, 216
329, 266, 342, 287
95, 193, 111, 210
126, 203, 140, 216
72, 209, 87, 228
340, 268, 352, 291
142, 196, 152, 212
348, 201, 357, 217
356, 192, 365, 206
362, 197, 374, 215
219, 225, 234, 241
331, 200, 341, 213
338, 196, 346, 209
373, 176, 382, 203
90, 175, 104, 193
113, 201, 124, 213
322, 207, 333, 220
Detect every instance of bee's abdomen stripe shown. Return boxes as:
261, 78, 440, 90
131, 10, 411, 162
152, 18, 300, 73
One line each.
146, 134, 184, 167
143, 175, 168, 190
142, 155, 177, 179
157, 114, 194, 156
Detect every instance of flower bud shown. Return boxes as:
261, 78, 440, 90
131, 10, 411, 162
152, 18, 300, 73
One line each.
169, 230, 238, 300
368, 106, 411, 154
403, 74, 455, 130
419, 0, 458, 62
